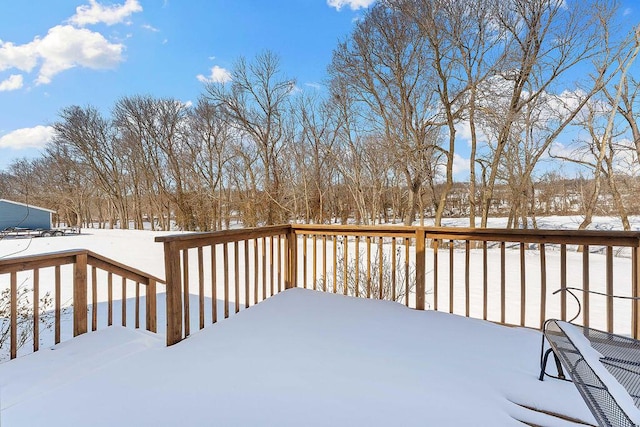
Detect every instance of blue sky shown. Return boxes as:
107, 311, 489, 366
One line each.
0, 0, 373, 171
0, 0, 638, 178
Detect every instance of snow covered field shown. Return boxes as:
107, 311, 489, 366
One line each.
1, 215, 638, 425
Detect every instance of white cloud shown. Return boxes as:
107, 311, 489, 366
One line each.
453, 153, 470, 177
454, 121, 491, 147
611, 138, 640, 175
0, 21, 125, 86
197, 65, 231, 84
69, 0, 143, 27
36, 25, 124, 84
0, 74, 23, 91
0, 39, 39, 73
142, 24, 159, 32
327, 0, 375, 11
624, 8, 632, 16
0, 126, 55, 149
549, 141, 584, 161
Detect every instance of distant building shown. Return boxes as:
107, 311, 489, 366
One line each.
0, 199, 55, 230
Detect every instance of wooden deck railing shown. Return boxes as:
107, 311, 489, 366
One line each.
159, 225, 640, 346
0, 249, 164, 360
155, 225, 294, 346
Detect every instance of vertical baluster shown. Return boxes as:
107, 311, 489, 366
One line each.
285, 229, 296, 290
235, 242, 240, 313
520, 242, 526, 327
245, 240, 250, 309
146, 279, 157, 332
433, 239, 439, 311
449, 240, 454, 314
343, 236, 348, 296
333, 235, 337, 293
323, 235, 327, 292
366, 236, 371, 298
561, 244, 567, 322
92, 266, 97, 331
416, 230, 426, 310
55, 266, 61, 344
405, 237, 410, 307
501, 242, 506, 325
277, 236, 282, 293
122, 277, 127, 327
378, 237, 383, 300
355, 236, 360, 298
198, 247, 205, 330
270, 237, 274, 297
33, 268, 40, 352
540, 244, 547, 330
634, 247, 640, 339
254, 239, 259, 305
262, 237, 266, 301
482, 241, 487, 321
10, 271, 17, 359
108, 272, 113, 326
135, 282, 140, 329
465, 240, 470, 317
583, 246, 590, 328
607, 246, 613, 333
211, 244, 218, 324
224, 242, 229, 319
182, 249, 190, 337
303, 234, 308, 289
391, 238, 396, 302
313, 235, 318, 291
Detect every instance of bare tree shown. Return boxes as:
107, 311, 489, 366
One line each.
185, 97, 233, 230
474, 0, 618, 227
292, 93, 341, 223
329, 3, 442, 225
553, 25, 640, 230
53, 105, 130, 229
206, 51, 295, 225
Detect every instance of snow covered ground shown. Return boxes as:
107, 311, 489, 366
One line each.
1, 288, 594, 426
1, 215, 638, 425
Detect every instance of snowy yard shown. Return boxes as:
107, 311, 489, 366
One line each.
0, 288, 594, 426
2, 215, 639, 425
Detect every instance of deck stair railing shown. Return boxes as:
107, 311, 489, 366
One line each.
0, 249, 164, 359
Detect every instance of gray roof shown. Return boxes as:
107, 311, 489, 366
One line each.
0, 199, 57, 214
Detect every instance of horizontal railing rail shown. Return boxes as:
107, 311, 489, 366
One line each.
0, 249, 164, 360
159, 224, 640, 346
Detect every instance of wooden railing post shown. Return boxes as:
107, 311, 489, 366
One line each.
73, 252, 88, 337
146, 279, 157, 333
164, 241, 183, 346
285, 227, 297, 289
415, 228, 426, 310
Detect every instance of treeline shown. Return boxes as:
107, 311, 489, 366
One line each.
1, 0, 640, 231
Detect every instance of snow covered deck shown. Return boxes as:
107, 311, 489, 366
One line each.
0, 288, 595, 426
